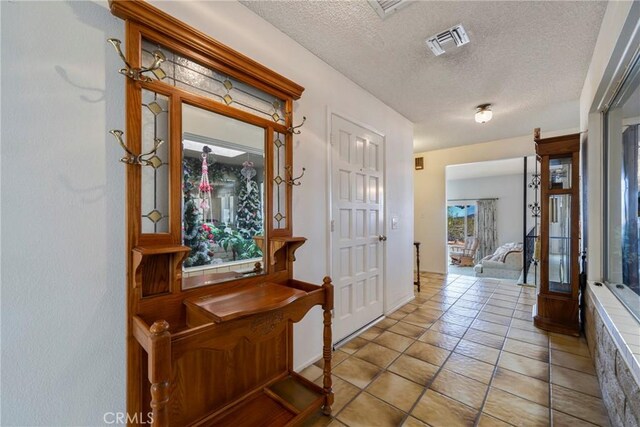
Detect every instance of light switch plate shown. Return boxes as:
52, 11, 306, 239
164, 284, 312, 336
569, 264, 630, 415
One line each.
391, 216, 399, 230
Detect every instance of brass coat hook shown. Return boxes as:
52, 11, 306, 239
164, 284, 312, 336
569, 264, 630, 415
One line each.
287, 116, 306, 134
108, 38, 166, 82
285, 165, 306, 186
110, 129, 163, 166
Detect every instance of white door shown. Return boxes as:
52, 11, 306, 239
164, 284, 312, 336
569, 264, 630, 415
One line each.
330, 114, 385, 342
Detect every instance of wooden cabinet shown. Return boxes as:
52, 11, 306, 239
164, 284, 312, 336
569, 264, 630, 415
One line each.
533, 132, 581, 336
109, 1, 333, 425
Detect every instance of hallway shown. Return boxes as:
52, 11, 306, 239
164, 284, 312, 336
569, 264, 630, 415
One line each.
302, 273, 608, 427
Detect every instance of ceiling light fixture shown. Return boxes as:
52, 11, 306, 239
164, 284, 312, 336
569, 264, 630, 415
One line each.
474, 104, 493, 123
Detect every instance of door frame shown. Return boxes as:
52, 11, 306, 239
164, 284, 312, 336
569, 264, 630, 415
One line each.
326, 107, 388, 342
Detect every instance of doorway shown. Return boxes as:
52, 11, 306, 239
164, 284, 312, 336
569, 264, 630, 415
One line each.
445, 157, 537, 280
330, 113, 385, 343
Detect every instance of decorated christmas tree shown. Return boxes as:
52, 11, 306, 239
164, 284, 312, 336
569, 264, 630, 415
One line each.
236, 178, 263, 239
182, 162, 214, 267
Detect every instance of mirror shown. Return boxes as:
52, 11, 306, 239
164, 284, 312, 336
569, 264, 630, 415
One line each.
181, 103, 265, 288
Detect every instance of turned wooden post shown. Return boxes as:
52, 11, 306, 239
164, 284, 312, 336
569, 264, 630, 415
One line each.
149, 320, 171, 427
321, 276, 334, 415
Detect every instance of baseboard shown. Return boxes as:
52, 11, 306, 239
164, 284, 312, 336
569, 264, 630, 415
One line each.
294, 353, 323, 373
386, 293, 415, 315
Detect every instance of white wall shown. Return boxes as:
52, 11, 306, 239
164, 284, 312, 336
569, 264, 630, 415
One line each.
415, 128, 576, 274
1, 2, 125, 425
0, 1, 414, 425
579, 0, 639, 280
447, 173, 533, 249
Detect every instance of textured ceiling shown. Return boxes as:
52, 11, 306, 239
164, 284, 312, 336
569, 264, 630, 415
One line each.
240, 1, 607, 152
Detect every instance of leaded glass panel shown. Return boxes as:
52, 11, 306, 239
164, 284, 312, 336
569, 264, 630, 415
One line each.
141, 39, 286, 125
141, 89, 169, 233
273, 131, 287, 229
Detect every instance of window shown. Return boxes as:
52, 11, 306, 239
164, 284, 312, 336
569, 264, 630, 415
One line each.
604, 53, 640, 320
447, 204, 476, 243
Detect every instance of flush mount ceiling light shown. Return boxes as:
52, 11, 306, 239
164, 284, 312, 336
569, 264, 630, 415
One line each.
426, 24, 470, 56
368, 0, 411, 19
475, 104, 493, 123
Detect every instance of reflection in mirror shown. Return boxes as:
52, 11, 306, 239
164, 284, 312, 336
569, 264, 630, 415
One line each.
182, 104, 265, 288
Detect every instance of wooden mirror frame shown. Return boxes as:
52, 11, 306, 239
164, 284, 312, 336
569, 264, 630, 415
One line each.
110, 1, 334, 426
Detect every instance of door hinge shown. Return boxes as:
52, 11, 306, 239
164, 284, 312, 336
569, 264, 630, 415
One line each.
330, 220, 335, 232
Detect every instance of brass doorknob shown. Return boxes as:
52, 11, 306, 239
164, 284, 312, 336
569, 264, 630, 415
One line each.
378, 235, 387, 242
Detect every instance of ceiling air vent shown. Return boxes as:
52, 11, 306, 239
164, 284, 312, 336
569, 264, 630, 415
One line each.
426, 24, 470, 56
368, 0, 411, 19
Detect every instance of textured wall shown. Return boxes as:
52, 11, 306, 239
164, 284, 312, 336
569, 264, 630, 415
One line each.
1, 1, 125, 425
585, 289, 640, 427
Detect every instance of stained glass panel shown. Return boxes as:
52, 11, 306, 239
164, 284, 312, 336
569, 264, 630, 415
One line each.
273, 131, 287, 229
141, 39, 286, 124
141, 89, 169, 233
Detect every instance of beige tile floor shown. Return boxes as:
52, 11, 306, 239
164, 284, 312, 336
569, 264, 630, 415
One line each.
301, 272, 610, 427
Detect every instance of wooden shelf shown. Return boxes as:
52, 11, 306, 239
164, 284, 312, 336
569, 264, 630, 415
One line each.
253, 236, 307, 267
131, 244, 191, 297
184, 282, 307, 323
203, 375, 323, 427
132, 244, 191, 256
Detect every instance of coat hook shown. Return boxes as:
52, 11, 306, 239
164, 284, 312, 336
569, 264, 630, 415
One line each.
287, 116, 306, 134
109, 129, 163, 166
107, 38, 166, 82
284, 165, 306, 186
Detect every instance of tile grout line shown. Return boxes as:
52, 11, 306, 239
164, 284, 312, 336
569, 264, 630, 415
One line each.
325, 274, 529, 426
384, 277, 477, 424
399, 276, 507, 426
327, 281, 447, 424
472, 284, 525, 427
317, 276, 603, 427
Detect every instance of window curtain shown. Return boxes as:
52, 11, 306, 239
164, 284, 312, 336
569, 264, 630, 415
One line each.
622, 124, 639, 293
476, 199, 498, 260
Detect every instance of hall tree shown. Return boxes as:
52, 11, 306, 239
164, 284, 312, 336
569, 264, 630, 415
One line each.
110, 0, 334, 424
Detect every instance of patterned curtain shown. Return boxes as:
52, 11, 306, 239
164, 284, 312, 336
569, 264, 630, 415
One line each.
476, 199, 498, 260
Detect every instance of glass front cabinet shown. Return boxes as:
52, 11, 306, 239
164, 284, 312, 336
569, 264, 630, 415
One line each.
533, 132, 581, 336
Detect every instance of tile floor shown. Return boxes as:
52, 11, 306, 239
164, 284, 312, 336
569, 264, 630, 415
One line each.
301, 272, 610, 427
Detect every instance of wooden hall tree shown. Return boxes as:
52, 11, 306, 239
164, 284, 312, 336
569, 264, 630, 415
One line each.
109, 1, 334, 425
